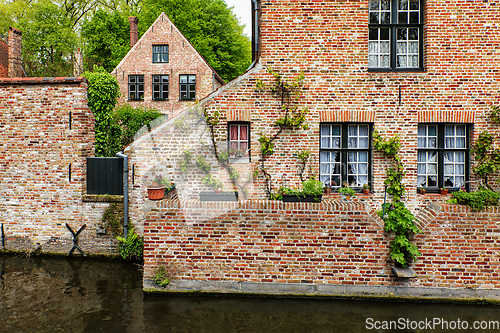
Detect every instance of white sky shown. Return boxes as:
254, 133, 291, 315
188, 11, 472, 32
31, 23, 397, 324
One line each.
224, 0, 252, 37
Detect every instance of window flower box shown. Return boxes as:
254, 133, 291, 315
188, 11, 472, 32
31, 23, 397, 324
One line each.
282, 194, 322, 203
199, 191, 238, 202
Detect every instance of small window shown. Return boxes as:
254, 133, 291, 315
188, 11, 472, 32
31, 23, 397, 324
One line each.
128, 75, 144, 101
320, 123, 371, 189
152, 75, 169, 100
179, 75, 196, 100
228, 123, 250, 163
417, 124, 469, 192
152, 45, 169, 63
368, 0, 423, 71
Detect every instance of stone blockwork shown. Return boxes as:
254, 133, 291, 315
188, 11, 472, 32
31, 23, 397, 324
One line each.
143, 200, 500, 300
112, 13, 224, 119
0, 77, 119, 255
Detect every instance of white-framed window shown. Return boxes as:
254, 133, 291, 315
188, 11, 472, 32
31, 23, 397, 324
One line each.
228, 123, 250, 163
320, 124, 371, 189
368, 0, 423, 70
417, 124, 469, 191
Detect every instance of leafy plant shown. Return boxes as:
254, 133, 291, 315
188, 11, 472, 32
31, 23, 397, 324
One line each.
452, 187, 500, 210
363, 184, 370, 190
153, 265, 170, 286
471, 131, 500, 190
116, 227, 143, 262
83, 66, 120, 157
373, 130, 421, 268
337, 186, 356, 199
378, 202, 420, 266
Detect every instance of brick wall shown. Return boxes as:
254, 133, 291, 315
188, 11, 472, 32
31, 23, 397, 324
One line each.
0, 77, 118, 255
112, 13, 223, 119
142, 200, 500, 296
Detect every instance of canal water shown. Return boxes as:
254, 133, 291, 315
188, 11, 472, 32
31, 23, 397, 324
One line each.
0, 254, 498, 333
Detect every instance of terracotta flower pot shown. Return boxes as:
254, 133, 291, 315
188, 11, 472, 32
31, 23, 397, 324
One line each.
147, 186, 166, 200
440, 189, 448, 195
363, 189, 370, 194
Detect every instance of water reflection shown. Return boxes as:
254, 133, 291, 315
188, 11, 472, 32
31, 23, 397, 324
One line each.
0, 254, 498, 333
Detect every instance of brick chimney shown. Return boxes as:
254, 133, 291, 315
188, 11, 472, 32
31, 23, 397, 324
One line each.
128, 17, 139, 47
8, 27, 23, 78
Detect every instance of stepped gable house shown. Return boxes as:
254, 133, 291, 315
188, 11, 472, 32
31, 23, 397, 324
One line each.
112, 13, 225, 118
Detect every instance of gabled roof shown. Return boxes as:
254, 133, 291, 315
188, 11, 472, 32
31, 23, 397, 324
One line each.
112, 12, 224, 85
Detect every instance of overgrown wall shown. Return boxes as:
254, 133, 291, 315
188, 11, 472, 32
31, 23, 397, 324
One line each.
0, 77, 119, 255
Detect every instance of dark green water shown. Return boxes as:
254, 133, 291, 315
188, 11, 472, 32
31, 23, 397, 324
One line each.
0, 254, 498, 333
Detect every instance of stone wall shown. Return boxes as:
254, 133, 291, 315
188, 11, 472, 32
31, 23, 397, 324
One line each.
143, 199, 500, 300
0, 77, 119, 255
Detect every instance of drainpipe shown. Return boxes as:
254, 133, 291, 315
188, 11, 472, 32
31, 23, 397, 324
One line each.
248, 0, 259, 70
116, 152, 129, 238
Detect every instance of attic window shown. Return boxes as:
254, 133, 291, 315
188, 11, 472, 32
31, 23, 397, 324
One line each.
153, 45, 169, 63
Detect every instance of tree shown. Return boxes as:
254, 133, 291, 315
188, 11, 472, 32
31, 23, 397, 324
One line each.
0, 0, 78, 77
139, 0, 251, 82
81, 10, 131, 72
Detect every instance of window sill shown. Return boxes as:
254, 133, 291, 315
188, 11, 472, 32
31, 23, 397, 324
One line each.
229, 157, 250, 164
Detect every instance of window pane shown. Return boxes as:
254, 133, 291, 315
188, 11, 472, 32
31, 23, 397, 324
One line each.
381, 12, 390, 24
409, 28, 419, 40
381, 55, 390, 67
410, 12, 419, 24
380, 28, 390, 40
369, 0, 379, 10
369, 28, 378, 41
398, 12, 408, 24
410, 0, 419, 10
398, 28, 407, 41
381, 0, 390, 10
399, 0, 408, 10
370, 12, 379, 24
397, 55, 407, 67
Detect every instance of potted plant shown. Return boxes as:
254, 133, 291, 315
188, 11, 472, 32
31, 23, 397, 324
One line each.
281, 177, 323, 202
362, 184, 370, 195
440, 187, 448, 195
419, 188, 426, 195
338, 186, 355, 201
324, 184, 333, 195
148, 175, 176, 200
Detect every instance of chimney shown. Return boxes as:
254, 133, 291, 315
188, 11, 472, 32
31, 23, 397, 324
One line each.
128, 17, 139, 48
8, 27, 23, 78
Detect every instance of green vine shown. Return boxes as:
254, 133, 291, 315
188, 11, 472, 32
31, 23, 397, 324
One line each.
373, 130, 421, 268
297, 150, 311, 182
255, 68, 309, 198
471, 106, 500, 190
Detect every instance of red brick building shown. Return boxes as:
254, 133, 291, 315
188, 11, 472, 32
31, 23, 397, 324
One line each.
112, 13, 224, 118
196, 0, 500, 200
131, 0, 500, 298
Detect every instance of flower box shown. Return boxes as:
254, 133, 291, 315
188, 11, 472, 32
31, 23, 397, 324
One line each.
282, 194, 322, 203
199, 191, 238, 201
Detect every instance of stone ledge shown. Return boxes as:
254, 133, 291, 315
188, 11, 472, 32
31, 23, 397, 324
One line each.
143, 279, 500, 303
83, 194, 124, 203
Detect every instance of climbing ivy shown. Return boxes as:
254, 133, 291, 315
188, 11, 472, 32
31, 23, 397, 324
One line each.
255, 68, 309, 197
83, 66, 120, 157
373, 130, 421, 268
471, 105, 500, 190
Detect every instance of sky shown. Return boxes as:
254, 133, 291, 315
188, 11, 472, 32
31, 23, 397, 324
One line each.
224, 0, 252, 37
